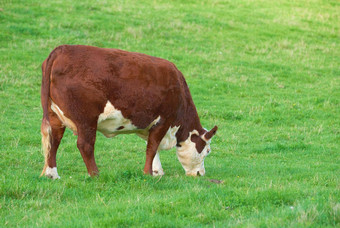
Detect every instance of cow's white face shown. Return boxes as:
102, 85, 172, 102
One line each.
176, 126, 217, 176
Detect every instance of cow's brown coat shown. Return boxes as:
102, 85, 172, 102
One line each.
41, 45, 217, 176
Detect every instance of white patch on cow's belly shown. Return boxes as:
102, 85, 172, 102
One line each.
97, 101, 137, 137
97, 101, 160, 138
159, 126, 180, 150
51, 101, 77, 133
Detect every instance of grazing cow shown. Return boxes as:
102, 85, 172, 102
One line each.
40, 45, 217, 179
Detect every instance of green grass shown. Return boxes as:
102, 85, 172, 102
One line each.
0, 0, 339, 226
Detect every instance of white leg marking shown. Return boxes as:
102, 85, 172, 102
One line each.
45, 167, 60, 179
152, 152, 164, 176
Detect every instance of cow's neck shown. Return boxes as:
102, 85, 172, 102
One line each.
175, 101, 205, 144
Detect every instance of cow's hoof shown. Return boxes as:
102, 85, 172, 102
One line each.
45, 167, 60, 179
153, 169, 164, 176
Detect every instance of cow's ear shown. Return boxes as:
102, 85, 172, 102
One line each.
204, 126, 218, 140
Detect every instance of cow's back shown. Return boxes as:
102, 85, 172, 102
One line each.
49, 45, 187, 129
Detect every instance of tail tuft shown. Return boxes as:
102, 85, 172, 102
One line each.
40, 118, 51, 176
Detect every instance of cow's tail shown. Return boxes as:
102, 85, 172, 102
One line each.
40, 118, 51, 176
40, 47, 60, 176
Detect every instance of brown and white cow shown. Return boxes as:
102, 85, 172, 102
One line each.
40, 45, 217, 179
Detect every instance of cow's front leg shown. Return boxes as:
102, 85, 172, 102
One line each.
144, 124, 169, 175
152, 151, 164, 176
77, 127, 99, 176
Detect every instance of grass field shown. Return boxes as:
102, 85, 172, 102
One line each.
0, 0, 339, 226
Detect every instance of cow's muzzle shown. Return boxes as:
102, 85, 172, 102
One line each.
186, 169, 205, 176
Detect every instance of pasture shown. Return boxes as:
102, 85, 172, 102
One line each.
0, 0, 339, 226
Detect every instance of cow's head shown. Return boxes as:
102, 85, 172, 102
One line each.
176, 126, 218, 176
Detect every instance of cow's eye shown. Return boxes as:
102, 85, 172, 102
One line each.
190, 134, 206, 153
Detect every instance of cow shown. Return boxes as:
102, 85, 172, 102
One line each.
40, 45, 218, 179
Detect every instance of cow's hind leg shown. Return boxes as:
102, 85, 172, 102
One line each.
41, 113, 65, 179
144, 124, 169, 175
152, 151, 164, 176
76, 127, 99, 177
